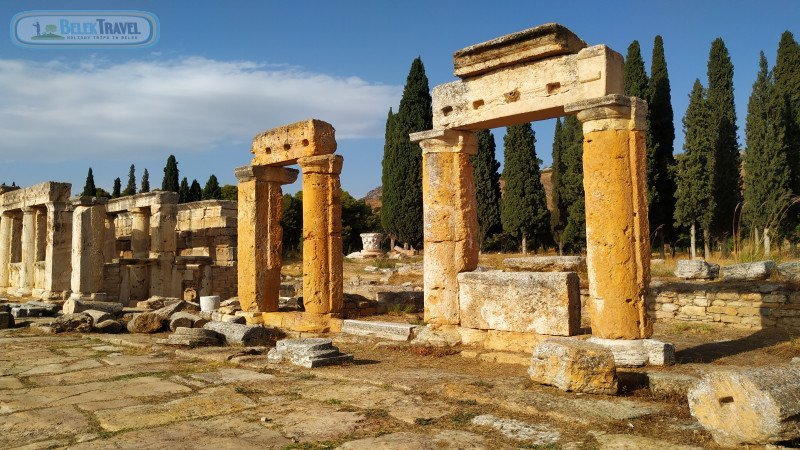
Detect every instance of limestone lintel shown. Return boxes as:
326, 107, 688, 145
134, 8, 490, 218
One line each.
410, 129, 478, 155
565, 94, 647, 132
69, 196, 108, 207
297, 154, 344, 175
251, 119, 337, 167
235, 165, 299, 184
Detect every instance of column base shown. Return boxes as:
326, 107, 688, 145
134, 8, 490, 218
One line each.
586, 337, 674, 367
261, 311, 343, 333
15, 287, 32, 297
68, 292, 108, 302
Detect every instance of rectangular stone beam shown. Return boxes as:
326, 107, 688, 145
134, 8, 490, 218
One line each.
251, 119, 337, 167
432, 45, 623, 130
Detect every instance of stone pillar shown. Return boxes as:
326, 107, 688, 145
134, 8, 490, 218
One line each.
103, 214, 117, 262
17, 207, 36, 296
297, 154, 344, 317
411, 129, 479, 326
235, 164, 299, 313
42, 201, 72, 299
567, 95, 652, 339
149, 202, 177, 297
70, 197, 107, 300
129, 208, 149, 259
0, 212, 11, 293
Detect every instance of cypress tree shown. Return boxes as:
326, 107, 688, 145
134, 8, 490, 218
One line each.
189, 179, 203, 202
647, 36, 677, 255
122, 164, 136, 196
743, 52, 792, 255
550, 119, 566, 254
675, 80, 716, 259
162, 155, 180, 192
81, 168, 97, 197
380, 58, 432, 248
202, 174, 222, 200
774, 31, 800, 195
471, 129, 502, 250
500, 123, 551, 254
111, 178, 121, 199
140, 169, 150, 193
707, 38, 741, 242
559, 115, 586, 253
178, 177, 189, 203
623, 41, 649, 99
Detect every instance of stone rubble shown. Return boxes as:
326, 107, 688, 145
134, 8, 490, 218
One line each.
157, 327, 222, 347
528, 337, 618, 395
203, 321, 275, 346
721, 260, 776, 282
267, 338, 353, 368
586, 337, 675, 367
126, 312, 165, 334
674, 259, 720, 280
49, 313, 94, 333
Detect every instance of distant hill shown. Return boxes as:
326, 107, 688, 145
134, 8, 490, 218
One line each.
362, 186, 383, 211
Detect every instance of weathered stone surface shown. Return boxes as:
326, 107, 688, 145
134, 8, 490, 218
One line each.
341, 319, 418, 341
411, 325, 463, 347
503, 255, 584, 272
169, 311, 204, 331
594, 434, 703, 450
203, 321, 273, 346
674, 259, 720, 280
94, 319, 122, 334
83, 309, 112, 324
646, 371, 700, 398
267, 338, 353, 368
49, 313, 93, 333
136, 296, 180, 310
778, 261, 800, 282
587, 337, 675, 367
154, 300, 199, 320
251, 119, 336, 166
688, 365, 800, 446
528, 338, 618, 395
62, 299, 123, 316
453, 23, 586, 78
11, 304, 55, 318
471, 414, 560, 444
458, 271, 580, 335
0, 311, 14, 329
338, 431, 487, 450
722, 260, 776, 282
126, 312, 165, 334
158, 327, 222, 347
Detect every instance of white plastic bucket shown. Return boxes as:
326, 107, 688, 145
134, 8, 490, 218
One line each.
199, 295, 220, 312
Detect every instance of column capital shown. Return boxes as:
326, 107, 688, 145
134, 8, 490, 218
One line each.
565, 94, 647, 132
297, 154, 344, 175
21, 206, 36, 215
409, 129, 477, 155
235, 165, 299, 184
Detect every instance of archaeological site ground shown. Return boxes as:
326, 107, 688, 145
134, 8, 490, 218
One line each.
3, 15, 800, 450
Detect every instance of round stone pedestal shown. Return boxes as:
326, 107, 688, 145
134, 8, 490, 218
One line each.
359, 233, 384, 257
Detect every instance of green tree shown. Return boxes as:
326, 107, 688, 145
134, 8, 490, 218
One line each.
624, 40, 649, 99
743, 52, 792, 255
380, 57, 432, 249
550, 119, 567, 254
178, 177, 189, 203
707, 38, 741, 244
162, 155, 180, 192
647, 35, 677, 256
122, 164, 136, 196
81, 168, 97, 197
500, 123, 551, 253
774, 31, 800, 195
471, 129, 502, 250
281, 192, 303, 254
559, 115, 586, 253
675, 80, 716, 259
94, 187, 111, 198
341, 190, 382, 254
202, 174, 222, 200
140, 169, 150, 193
220, 184, 237, 201
189, 179, 203, 202
111, 178, 121, 199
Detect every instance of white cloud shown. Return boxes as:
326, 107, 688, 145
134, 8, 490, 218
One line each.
0, 57, 400, 162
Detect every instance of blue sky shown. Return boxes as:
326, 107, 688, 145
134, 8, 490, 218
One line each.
1, 1, 798, 197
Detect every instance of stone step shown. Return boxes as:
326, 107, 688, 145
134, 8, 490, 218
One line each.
341, 319, 419, 341
267, 338, 353, 368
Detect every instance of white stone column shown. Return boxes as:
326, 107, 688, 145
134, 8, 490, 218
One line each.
17, 207, 36, 296
103, 214, 117, 262
42, 202, 72, 300
130, 208, 149, 259
149, 202, 178, 297
0, 212, 11, 294
70, 197, 106, 301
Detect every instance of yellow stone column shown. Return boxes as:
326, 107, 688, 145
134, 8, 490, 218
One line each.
129, 208, 149, 259
297, 154, 344, 317
567, 95, 652, 339
410, 129, 479, 326
0, 212, 11, 294
235, 164, 298, 313
17, 207, 36, 296
70, 197, 107, 300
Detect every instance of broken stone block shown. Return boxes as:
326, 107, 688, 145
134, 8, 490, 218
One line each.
83, 309, 112, 324
586, 337, 675, 367
341, 319, 419, 341
126, 312, 165, 334
49, 313, 93, 333
135, 296, 181, 310
674, 259, 720, 280
154, 300, 200, 320
471, 414, 560, 445
0, 311, 14, 329
11, 304, 53, 318
203, 321, 273, 346
211, 312, 246, 324
267, 338, 353, 368
721, 261, 776, 282
251, 119, 337, 166
777, 261, 800, 282
62, 298, 123, 316
168, 312, 205, 331
646, 371, 700, 398
94, 319, 123, 334
503, 255, 584, 272
458, 271, 580, 335
688, 365, 800, 446
528, 337, 618, 395
157, 327, 222, 347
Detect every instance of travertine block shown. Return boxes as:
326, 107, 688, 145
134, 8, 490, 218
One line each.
251, 119, 336, 166
453, 22, 586, 78
70, 198, 107, 299
503, 255, 584, 272
432, 45, 623, 130
528, 337, 618, 395
458, 271, 580, 335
